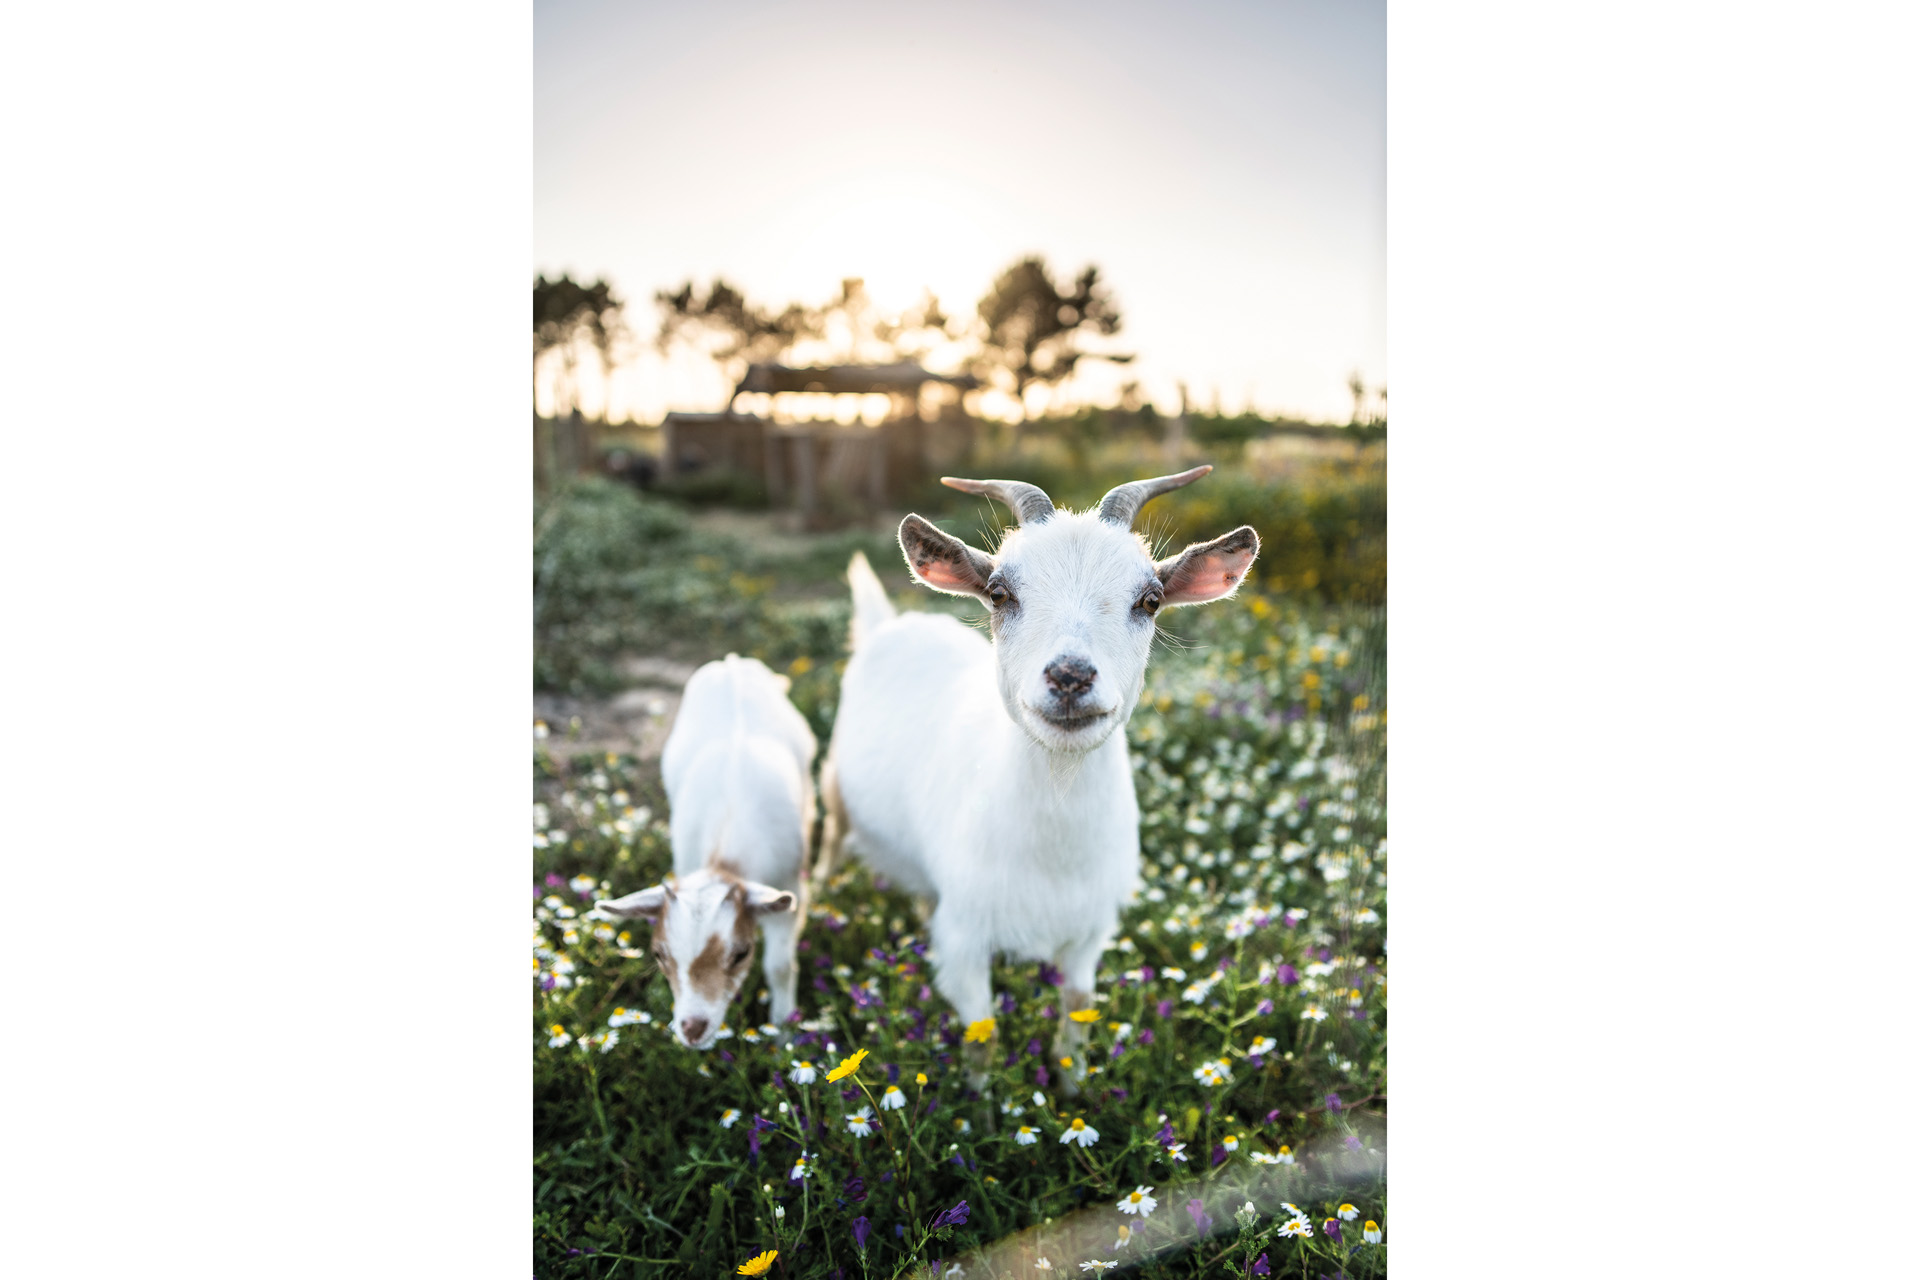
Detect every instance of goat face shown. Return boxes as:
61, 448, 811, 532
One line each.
593, 870, 795, 1049
899, 468, 1261, 755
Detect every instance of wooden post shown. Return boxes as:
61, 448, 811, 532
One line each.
792, 427, 817, 523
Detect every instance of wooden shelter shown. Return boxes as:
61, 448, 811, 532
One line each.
661, 362, 979, 525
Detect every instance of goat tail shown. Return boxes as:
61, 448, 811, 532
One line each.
846, 550, 895, 652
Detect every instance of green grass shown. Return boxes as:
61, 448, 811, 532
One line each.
533, 560, 1388, 1277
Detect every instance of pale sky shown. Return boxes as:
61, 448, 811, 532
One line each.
535, 0, 1384, 424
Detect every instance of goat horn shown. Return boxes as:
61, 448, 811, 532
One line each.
939, 476, 1056, 525
1095, 465, 1214, 528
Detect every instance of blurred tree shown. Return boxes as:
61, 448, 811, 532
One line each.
654, 278, 818, 384
973, 256, 1129, 418
1348, 370, 1367, 427
534, 274, 626, 417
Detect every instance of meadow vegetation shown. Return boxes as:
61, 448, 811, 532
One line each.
532, 446, 1387, 1277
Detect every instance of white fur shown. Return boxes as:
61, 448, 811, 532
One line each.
597, 654, 814, 1049
825, 503, 1254, 1090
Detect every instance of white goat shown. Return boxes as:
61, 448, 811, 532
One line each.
821, 467, 1258, 1089
595, 654, 815, 1049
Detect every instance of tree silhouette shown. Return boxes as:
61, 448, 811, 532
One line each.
534, 274, 625, 417
654, 278, 818, 383
973, 256, 1129, 416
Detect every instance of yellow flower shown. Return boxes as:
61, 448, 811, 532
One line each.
1352, 694, 1369, 711
737, 1249, 778, 1275
963, 1017, 997, 1044
1059, 1056, 1074, 1068
825, 1048, 869, 1082
1302, 670, 1322, 690
1068, 1009, 1101, 1023
915, 1072, 928, 1086
789, 655, 813, 676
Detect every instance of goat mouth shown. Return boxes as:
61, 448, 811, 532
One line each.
1031, 705, 1112, 731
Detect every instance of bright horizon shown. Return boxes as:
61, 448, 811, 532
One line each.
535, 0, 1385, 424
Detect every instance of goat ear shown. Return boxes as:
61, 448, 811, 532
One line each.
738, 881, 797, 915
594, 884, 669, 922
899, 515, 994, 600
1155, 526, 1260, 606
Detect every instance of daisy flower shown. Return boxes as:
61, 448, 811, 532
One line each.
1247, 1036, 1277, 1056
1034, 1261, 1054, 1272
845, 1107, 875, 1138
1275, 1145, 1296, 1164
1112, 1224, 1132, 1250
789, 1154, 811, 1181
719, 1108, 740, 1129
1250, 1151, 1284, 1165
1191, 1059, 1232, 1087
1363, 1221, 1383, 1244
1059, 1117, 1100, 1147
1116, 1186, 1158, 1217
1162, 1141, 1189, 1163
879, 1084, 906, 1111
1301, 1005, 1328, 1022
1222, 1135, 1241, 1152
1080, 1263, 1117, 1275
825, 1048, 869, 1082
737, 1249, 777, 1275
1277, 1217, 1313, 1239
1014, 1125, 1039, 1146
1337, 1204, 1359, 1221
789, 1059, 818, 1084
546, 1025, 572, 1048
568, 874, 597, 896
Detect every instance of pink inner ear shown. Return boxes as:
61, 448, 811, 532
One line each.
914, 551, 977, 594
1164, 546, 1257, 605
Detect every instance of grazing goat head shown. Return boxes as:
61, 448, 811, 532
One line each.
899, 466, 1259, 754
594, 868, 794, 1049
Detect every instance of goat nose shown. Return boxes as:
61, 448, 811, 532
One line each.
680, 1017, 709, 1043
1043, 657, 1097, 696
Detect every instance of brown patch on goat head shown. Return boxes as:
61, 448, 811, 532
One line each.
685, 888, 759, 1001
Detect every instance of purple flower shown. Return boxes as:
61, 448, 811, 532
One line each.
1323, 1219, 1343, 1244
851, 1216, 871, 1249
1038, 962, 1064, 987
1275, 964, 1299, 985
1211, 1143, 1228, 1167
932, 1200, 970, 1229
1250, 1254, 1270, 1277
998, 991, 1017, 1015
544, 873, 563, 888
886, 1063, 899, 1084
1326, 1093, 1342, 1112
772, 1071, 786, 1090
1157, 999, 1174, 1019
1256, 998, 1274, 1015
1155, 1119, 1175, 1145
1036, 1064, 1050, 1088
845, 1174, 867, 1203
540, 974, 556, 991
1265, 1110, 1282, 1123
718, 1049, 734, 1064
1027, 1038, 1044, 1058
1344, 1135, 1363, 1152
1138, 1028, 1154, 1047
1140, 965, 1156, 982
919, 985, 933, 1002
1187, 1199, 1214, 1234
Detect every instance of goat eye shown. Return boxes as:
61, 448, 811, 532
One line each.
988, 585, 1010, 607
1139, 592, 1162, 615
730, 947, 751, 966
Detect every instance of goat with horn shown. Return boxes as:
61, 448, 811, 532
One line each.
819, 466, 1259, 1096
